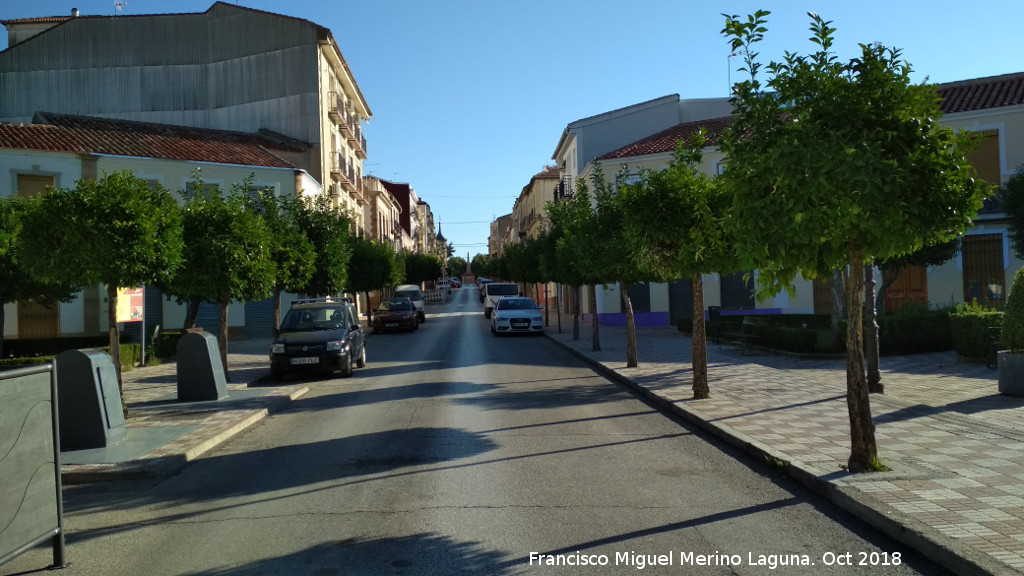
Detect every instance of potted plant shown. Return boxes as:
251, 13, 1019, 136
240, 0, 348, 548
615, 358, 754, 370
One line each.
999, 267, 1024, 395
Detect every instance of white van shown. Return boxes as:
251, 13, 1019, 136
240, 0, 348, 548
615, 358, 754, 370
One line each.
483, 282, 519, 319
393, 284, 426, 323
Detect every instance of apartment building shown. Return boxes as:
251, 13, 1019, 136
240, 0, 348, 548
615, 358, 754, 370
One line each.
0, 2, 371, 228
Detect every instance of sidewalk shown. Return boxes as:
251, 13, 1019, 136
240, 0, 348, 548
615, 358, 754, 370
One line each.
59, 337, 308, 484
545, 314, 1024, 576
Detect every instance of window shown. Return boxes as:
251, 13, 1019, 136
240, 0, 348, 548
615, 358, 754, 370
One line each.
184, 181, 220, 201
16, 174, 54, 198
967, 129, 1000, 186
962, 234, 1005, 306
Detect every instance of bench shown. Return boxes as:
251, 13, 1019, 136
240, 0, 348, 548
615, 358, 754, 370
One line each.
721, 316, 771, 355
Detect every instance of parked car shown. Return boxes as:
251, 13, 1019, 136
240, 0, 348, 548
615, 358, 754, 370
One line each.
437, 279, 452, 294
483, 282, 519, 318
269, 297, 366, 380
393, 284, 425, 323
372, 297, 419, 333
477, 278, 492, 301
491, 297, 544, 335
449, 278, 462, 289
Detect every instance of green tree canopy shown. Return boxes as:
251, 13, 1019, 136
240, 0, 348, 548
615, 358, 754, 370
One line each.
295, 195, 352, 297
20, 170, 183, 396
347, 236, 401, 318
1003, 164, 1024, 260
447, 256, 467, 278
405, 252, 442, 286
251, 189, 315, 330
0, 195, 78, 358
619, 132, 736, 396
721, 11, 991, 472
164, 182, 274, 373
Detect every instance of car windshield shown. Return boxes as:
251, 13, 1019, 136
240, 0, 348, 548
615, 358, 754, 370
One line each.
379, 299, 412, 311
280, 307, 348, 331
394, 290, 422, 300
488, 284, 518, 296
497, 299, 535, 311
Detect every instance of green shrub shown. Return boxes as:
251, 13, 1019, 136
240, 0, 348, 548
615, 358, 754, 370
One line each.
878, 301, 953, 355
1, 334, 131, 359
1003, 268, 1024, 352
765, 326, 818, 353
152, 330, 188, 359
676, 316, 693, 334
950, 300, 1003, 359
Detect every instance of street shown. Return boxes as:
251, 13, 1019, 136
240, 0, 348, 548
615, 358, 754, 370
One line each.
2, 288, 949, 576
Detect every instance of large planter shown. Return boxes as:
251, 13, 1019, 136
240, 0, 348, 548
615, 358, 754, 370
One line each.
997, 350, 1024, 396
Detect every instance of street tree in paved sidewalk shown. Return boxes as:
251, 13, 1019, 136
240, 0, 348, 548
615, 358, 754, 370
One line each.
20, 170, 183, 401
619, 131, 737, 398
165, 183, 274, 375
588, 162, 653, 368
295, 194, 353, 297
347, 236, 402, 321
552, 175, 607, 352
720, 11, 991, 472
251, 190, 315, 331
545, 187, 592, 341
0, 195, 78, 359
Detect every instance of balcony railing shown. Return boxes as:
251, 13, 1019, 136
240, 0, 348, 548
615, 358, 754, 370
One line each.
555, 177, 573, 201
330, 151, 342, 182
328, 91, 343, 125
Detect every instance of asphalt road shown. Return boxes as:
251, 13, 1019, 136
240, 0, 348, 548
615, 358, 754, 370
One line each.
3, 288, 950, 576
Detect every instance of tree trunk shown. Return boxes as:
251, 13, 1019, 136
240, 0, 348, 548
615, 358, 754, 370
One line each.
589, 284, 600, 352
365, 291, 372, 322
691, 275, 710, 399
106, 285, 125, 414
0, 303, 5, 360
273, 287, 283, 332
184, 297, 201, 329
621, 281, 637, 368
219, 298, 230, 381
845, 246, 877, 473
864, 264, 883, 393
830, 269, 846, 349
572, 285, 580, 341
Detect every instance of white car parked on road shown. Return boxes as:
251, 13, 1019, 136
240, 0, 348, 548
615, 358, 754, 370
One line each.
490, 297, 544, 335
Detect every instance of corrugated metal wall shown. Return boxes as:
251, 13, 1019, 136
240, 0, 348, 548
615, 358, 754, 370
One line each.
0, 5, 321, 142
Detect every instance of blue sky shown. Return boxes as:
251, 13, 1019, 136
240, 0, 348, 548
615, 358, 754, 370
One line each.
3, 1, 1023, 258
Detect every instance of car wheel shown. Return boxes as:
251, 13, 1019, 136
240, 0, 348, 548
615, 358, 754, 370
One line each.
270, 368, 284, 381
490, 323, 496, 334
355, 344, 366, 368
339, 350, 353, 378
485, 310, 491, 319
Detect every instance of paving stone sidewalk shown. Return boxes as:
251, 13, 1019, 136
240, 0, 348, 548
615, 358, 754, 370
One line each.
59, 337, 308, 484
545, 315, 1024, 576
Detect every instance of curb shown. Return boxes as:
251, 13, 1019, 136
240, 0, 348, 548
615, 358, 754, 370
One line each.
60, 385, 309, 484
544, 331, 1012, 576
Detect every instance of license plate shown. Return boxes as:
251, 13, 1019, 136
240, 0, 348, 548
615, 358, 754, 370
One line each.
386, 323, 398, 328
291, 357, 319, 365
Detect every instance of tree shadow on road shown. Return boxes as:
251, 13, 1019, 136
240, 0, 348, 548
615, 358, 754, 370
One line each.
180, 533, 520, 576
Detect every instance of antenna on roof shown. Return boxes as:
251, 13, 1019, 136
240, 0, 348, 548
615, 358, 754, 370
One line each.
114, 0, 127, 15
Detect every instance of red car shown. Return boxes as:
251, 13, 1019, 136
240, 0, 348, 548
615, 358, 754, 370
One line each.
372, 297, 419, 333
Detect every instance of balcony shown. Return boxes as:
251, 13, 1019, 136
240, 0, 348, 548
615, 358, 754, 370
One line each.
555, 177, 573, 201
330, 151, 342, 182
327, 91, 343, 125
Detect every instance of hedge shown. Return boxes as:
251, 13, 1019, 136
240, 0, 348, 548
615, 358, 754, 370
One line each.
949, 301, 1003, 359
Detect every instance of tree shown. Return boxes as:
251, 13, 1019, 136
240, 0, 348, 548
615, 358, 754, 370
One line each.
0, 196, 78, 359
252, 190, 315, 330
1003, 164, 1024, 260
447, 256, 467, 278
586, 163, 653, 367
20, 171, 183, 399
471, 253, 491, 278
549, 176, 606, 350
721, 11, 991, 472
347, 236, 401, 320
545, 190, 591, 341
165, 184, 274, 374
405, 253, 442, 286
619, 131, 737, 398
295, 194, 352, 297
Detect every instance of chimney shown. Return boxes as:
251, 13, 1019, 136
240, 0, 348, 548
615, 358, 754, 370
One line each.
71, 8, 80, 17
